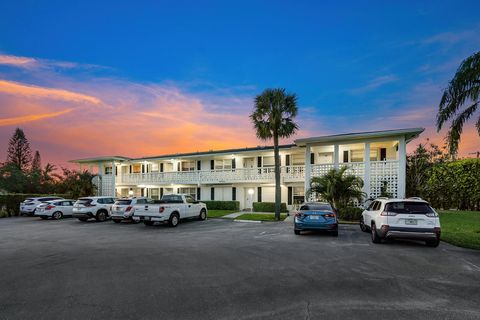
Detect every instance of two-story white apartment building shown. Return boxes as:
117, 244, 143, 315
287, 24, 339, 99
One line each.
70, 128, 423, 210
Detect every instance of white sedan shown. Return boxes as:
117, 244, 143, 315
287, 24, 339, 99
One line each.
35, 199, 76, 220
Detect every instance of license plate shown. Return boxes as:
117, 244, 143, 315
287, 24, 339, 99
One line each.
144, 217, 150, 221
405, 219, 417, 225
310, 215, 319, 220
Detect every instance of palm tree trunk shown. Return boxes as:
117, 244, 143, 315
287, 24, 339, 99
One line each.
274, 134, 281, 221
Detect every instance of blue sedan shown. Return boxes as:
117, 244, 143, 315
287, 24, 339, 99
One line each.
294, 202, 338, 236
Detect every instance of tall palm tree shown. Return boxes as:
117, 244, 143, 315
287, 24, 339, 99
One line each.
250, 88, 299, 220
307, 167, 365, 212
437, 51, 480, 156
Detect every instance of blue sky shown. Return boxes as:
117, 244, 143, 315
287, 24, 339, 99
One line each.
0, 1, 479, 165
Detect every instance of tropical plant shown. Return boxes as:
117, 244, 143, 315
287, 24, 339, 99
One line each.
250, 88, 299, 220
54, 168, 97, 199
437, 51, 480, 156
307, 167, 365, 212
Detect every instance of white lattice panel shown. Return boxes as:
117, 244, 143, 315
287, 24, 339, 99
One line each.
311, 164, 335, 177
369, 161, 399, 198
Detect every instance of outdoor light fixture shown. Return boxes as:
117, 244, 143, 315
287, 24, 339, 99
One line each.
248, 188, 254, 195
128, 188, 134, 196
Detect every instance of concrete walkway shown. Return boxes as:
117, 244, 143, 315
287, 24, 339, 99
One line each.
222, 211, 291, 219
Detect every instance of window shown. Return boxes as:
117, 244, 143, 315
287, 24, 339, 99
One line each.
185, 195, 195, 203
179, 187, 196, 199
151, 163, 159, 172
343, 150, 349, 163
214, 159, 232, 170
257, 187, 262, 202
317, 152, 333, 164
106, 198, 115, 204
291, 154, 305, 165
370, 149, 378, 161
373, 201, 382, 211
300, 204, 333, 211
116, 199, 132, 205
181, 161, 195, 171
132, 164, 141, 173
351, 150, 364, 162
161, 195, 183, 203
150, 188, 159, 200
232, 187, 236, 201
97, 198, 105, 204
385, 202, 433, 214
104, 166, 112, 175
211, 187, 215, 200
262, 156, 274, 167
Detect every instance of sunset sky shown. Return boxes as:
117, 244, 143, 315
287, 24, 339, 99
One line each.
0, 1, 479, 168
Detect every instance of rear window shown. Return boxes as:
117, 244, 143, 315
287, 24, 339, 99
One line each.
385, 202, 433, 214
161, 195, 183, 203
300, 204, 333, 211
116, 199, 132, 205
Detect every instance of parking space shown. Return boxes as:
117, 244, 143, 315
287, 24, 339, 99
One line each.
0, 217, 479, 319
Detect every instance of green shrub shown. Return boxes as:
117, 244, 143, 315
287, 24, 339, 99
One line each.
253, 202, 288, 213
0, 193, 70, 217
202, 200, 240, 211
337, 206, 363, 221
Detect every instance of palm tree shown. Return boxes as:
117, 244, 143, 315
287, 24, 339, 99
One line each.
437, 51, 480, 156
250, 88, 299, 220
307, 167, 365, 212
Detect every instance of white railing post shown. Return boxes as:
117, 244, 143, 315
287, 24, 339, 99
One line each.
398, 136, 406, 198
304, 145, 311, 201
112, 162, 116, 197
363, 143, 371, 198
334, 144, 339, 170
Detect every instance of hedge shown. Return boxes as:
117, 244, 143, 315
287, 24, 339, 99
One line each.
201, 200, 240, 211
253, 202, 288, 213
0, 194, 70, 217
337, 206, 363, 221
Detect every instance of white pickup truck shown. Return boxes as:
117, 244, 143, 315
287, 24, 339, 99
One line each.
132, 194, 208, 227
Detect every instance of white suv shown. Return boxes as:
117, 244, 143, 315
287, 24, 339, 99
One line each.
111, 197, 153, 223
360, 198, 441, 247
19, 196, 65, 215
72, 196, 116, 222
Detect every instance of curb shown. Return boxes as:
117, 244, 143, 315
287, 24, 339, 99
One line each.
233, 219, 262, 223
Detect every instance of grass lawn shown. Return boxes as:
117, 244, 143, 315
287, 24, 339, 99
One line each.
235, 213, 287, 221
207, 210, 237, 218
439, 210, 480, 250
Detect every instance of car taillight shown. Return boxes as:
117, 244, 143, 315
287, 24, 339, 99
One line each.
159, 207, 165, 213
425, 212, 438, 217
86, 204, 96, 207
125, 206, 132, 212
294, 212, 304, 218
324, 213, 336, 218
380, 211, 397, 216
46, 205, 55, 210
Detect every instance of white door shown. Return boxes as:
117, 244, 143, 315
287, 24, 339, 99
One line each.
245, 188, 254, 210
61, 201, 74, 216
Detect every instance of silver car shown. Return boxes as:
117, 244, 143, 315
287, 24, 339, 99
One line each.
111, 197, 153, 223
35, 199, 76, 220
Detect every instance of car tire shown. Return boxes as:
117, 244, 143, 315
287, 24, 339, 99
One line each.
332, 230, 339, 237
78, 218, 88, 222
144, 221, 154, 226
198, 209, 207, 221
40, 216, 48, 220
371, 223, 382, 244
168, 213, 180, 227
360, 218, 368, 232
294, 229, 301, 235
52, 211, 63, 220
113, 219, 121, 223
95, 210, 107, 222
426, 239, 440, 247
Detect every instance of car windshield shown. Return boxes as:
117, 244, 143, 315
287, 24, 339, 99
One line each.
77, 198, 93, 205
115, 200, 132, 205
300, 204, 332, 211
385, 202, 433, 214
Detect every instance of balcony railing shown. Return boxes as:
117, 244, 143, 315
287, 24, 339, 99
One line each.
116, 161, 398, 185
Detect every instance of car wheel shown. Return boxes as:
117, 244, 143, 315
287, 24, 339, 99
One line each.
40, 216, 48, 220
113, 219, 121, 223
144, 221, 154, 226
78, 218, 88, 222
426, 239, 440, 247
198, 209, 207, 221
168, 213, 179, 227
360, 218, 367, 232
371, 223, 382, 243
294, 230, 301, 235
95, 210, 107, 222
52, 211, 63, 220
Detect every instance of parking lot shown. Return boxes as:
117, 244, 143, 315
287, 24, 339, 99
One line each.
1, 217, 479, 320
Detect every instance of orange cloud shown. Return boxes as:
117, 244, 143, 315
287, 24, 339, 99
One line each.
0, 80, 101, 104
0, 109, 74, 126
0, 54, 37, 68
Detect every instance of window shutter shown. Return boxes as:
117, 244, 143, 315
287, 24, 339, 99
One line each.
257, 156, 262, 167
210, 160, 214, 170
288, 187, 293, 205
211, 187, 215, 200
310, 153, 315, 164
380, 148, 387, 161
177, 162, 180, 171
197, 160, 201, 171
129, 165, 132, 174
343, 150, 349, 163
232, 158, 236, 169
160, 188, 164, 198
141, 164, 145, 173
160, 163, 164, 172
257, 187, 262, 202
286, 155, 290, 166
197, 188, 201, 200
232, 187, 236, 201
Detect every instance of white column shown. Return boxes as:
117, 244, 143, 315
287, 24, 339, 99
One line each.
363, 142, 371, 198
334, 144, 339, 170
304, 145, 311, 201
398, 136, 406, 198
112, 162, 117, 198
